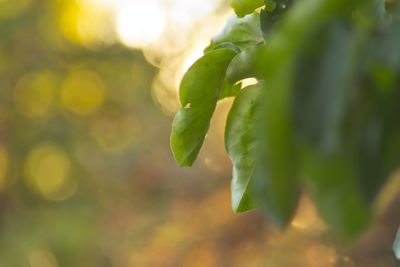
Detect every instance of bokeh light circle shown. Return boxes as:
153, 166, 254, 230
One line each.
116, 1, 166, 48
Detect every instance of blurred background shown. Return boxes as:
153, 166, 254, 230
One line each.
0, 0, 400, 266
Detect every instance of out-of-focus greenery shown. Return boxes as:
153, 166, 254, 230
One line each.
1, 0, 400, 266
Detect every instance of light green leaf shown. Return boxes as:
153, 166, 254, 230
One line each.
231, 0, 264, 17
226, 45, 265, 84
171, 48, 237, 167
219, 80, 242, 100
225, 84, 261, 213
206, 13, 263, 52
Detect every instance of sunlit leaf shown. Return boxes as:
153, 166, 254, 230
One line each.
219, 80, 242, 99
225, 84, 261, 212
231, 0, 264, 17
206, 12, 263, 52
171, 48, 237, 167
226, 45, 265, 84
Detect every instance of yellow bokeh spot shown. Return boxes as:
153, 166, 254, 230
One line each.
61, 70, 105, 115
14, 71, 56, 118
90, 113, 140, 154
59, 1, 81, 43
116, 1, 166, 48
0, 146, 9, 191
59, 0, 114, 46
25, 143, 76, 201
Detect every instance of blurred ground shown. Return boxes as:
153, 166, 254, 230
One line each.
0, 0, 399, 266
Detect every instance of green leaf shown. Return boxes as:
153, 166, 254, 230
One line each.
246, 0, 370, 230
231, 0, 264, 17
206, 13, 264, 52
171, 48, 237, 167
226, 45, 265, 84
293, 22, 362, 152
225, 84, 261, 212
260, 0, 292, 38
301, 148, 370, 238
219, 80, 242, 99
251, 70, 300, 228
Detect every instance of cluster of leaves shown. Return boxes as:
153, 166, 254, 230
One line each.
171, 0, 400, 241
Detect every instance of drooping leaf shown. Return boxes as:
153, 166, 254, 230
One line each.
231, 0, 265, 17
251, 69, 300, 228
300, 148, 370, 238
290, 21, 372, 236
293, 22, 363, 152
248, 0, 368, 229
171, 48, 237, 166
359, 62, 400, 201
359, 17, 400, 199
206, 13, 264, 52
225, 84, 261, 213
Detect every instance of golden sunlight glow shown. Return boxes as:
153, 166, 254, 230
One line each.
0, 146, 9, 191
29, 249, 59, 267
116, 1, 166, 48
168, 0, 217, 28
25, 143, 77, 201
14, 71, 56, 118
241, 78, 258, 88
61, 70, 105, 115
59, 1, 114, 46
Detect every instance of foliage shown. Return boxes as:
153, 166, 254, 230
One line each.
171, 0, 400, 241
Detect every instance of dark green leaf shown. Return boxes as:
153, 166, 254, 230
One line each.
251, 73, 299, 228
300, 147, 370, 238
260, 0, 292, 38
293, 22, 362, 152
231, 0, 264, 17
248, 0, 368, 231
171, 48, 237, 166
225, 84, 261, 212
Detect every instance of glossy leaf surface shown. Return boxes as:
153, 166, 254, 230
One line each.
207, 13, 263, 52
225, 84, 261, 213
171, 48, 237, 166
231, 0, 264, 17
